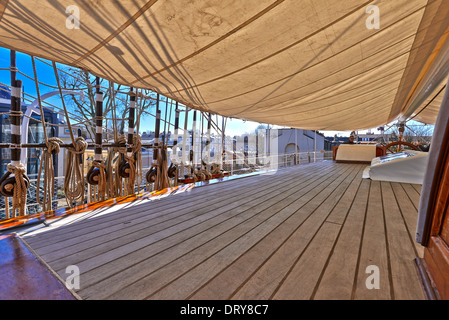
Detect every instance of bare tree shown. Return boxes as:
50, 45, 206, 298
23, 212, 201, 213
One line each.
385, 122, 434, 152
402, 124, 434, 145
59, 67, 156, 140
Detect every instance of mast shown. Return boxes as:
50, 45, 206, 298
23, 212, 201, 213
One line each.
173, 103, 180, 155
181, 108, 189, 178
206, 113, 211, 170
0, 50, 30, 217
154, 94, 161, 166
167, 102, 180, 183
86, 77, 106, 201
10, 50, 22, 169
127, 87, 136, 161
190, 110, 197, 176
95, 77, 103, 164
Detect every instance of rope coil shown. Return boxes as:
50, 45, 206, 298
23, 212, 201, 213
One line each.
37, 137, 63, 212
5, 163, 28, 216
124, 134, 142, 195
64, 137, 87, 207
88, 160, 107, 202
106, 134, 126, 198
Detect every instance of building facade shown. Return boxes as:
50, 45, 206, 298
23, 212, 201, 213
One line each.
0, 92, 59, 179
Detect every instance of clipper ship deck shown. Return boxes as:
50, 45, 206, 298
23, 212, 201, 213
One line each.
1, 0, 449, 302
1, 162, 427, 300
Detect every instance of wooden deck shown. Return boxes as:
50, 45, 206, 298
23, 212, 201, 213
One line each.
17, 162, 426, 300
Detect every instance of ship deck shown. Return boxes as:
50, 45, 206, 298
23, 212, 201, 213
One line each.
1, 161, 426, 300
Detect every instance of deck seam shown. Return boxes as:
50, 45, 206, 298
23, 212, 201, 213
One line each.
23, 164, 310, 240
23, 170, 288, 245
76, 162, 342, 297
137, 164, 352, 300
16, 162, 426, 300
350, 179, 371, 300
43, 164, 328, 269
186, 164, 354, 300
390, 183, 421, 258
17, 234, 82, 300
27, 170, 310, 259
380, 181, 395, 300
309, 168, 365, 300
265, 165, 363, 300
399, 183, 420, 212
23, 166, 303, 246
194, 164, 356, 300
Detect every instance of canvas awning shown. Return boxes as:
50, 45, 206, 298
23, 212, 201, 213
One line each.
0, 0, 448, 130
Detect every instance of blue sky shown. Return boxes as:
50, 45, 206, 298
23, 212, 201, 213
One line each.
0, 47, 389, 138
0, 47, 287, 138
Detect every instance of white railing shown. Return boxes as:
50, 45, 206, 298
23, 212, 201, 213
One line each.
0, 150, 334, 220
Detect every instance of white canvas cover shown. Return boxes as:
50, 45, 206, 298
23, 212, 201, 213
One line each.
0, 0, 448, 130
336, 145, 377, 162
366, 150, 429, 184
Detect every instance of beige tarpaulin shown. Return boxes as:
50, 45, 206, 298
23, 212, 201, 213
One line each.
0, 0, 448, 130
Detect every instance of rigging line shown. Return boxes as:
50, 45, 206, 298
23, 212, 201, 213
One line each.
34, 56, 118, 95
52, 61, 76, 144
409, 84, 446, 121
16, 70, 63, 89
33, 57, 93, 87
31, 56, 49, 141
111, 83, 121, 141
404, 124, 418, 136
32, 55, 63, 212
16, 55, 216, 144
15, 68, 87, 91
21, 94, 88, 129
103, 79, 114, 121
202, 111, 256, 172
136, 88, 144, 135
0, 64, 88, 91
201, 111, 204, 163
201, 111, 223, 137
0, 82, 88, 124
20, 114, 102, 129
138, 106, 189, 134
21, 113, 118, 134
163, 96, 169, 145
166, 98, 173, 145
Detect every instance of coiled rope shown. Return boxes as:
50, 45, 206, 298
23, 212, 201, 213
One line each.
124, 134, 142, 195
6, 163, 27, 216
33, 56, 64, 212
64, 137, 87, 207
52, 61, 88, 208
89, 159, 107, 202
106, 134, 126, 198
155, 145, 170, 190
37, 137, 63, 211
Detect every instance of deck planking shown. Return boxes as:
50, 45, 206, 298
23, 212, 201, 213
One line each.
18, 162, 426, 300
83, 163, 348, 299
144, 165, 358, 300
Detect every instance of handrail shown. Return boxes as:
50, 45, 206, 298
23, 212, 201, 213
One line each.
0, 151, 332, 220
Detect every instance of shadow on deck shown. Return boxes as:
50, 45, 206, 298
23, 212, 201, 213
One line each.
0, 161, 427, 300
